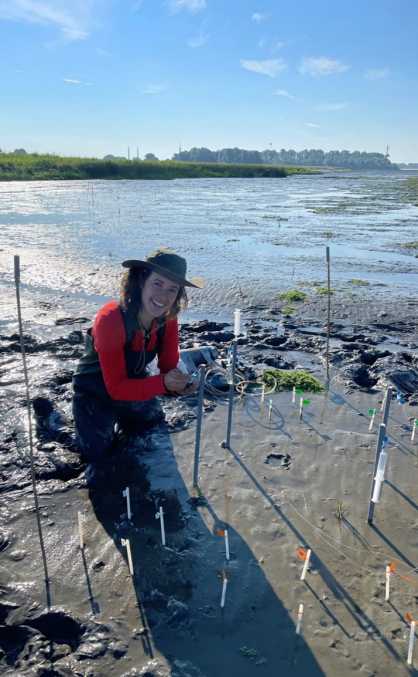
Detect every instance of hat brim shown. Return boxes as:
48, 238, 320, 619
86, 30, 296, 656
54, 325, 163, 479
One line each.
122, 259, 203, 288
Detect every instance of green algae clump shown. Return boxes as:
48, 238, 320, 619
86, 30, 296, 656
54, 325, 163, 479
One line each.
262, 369, 324, 393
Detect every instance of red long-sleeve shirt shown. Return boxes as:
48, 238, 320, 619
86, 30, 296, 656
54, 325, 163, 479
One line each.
93, 301, 179, 401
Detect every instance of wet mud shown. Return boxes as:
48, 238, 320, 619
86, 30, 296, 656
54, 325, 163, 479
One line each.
1, 293, 418, 676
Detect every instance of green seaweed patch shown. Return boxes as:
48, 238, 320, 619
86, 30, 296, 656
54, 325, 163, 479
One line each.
281, 305, 295, 316
279, 289, 307, 302
262, 369, 324, 393
239, 646, 259, 660
348, 278, 370, 286
403, 241, 418, 250
315, 286, 334, 295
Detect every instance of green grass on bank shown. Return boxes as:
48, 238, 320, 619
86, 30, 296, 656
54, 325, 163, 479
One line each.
0, 153, 317, 181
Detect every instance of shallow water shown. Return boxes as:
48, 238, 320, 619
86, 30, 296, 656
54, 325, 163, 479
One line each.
1, 170, 418, 320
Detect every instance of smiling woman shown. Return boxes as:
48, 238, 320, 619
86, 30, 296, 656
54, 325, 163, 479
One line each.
72, 249, 203, 479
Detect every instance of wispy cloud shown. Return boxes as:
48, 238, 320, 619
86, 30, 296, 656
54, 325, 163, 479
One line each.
365, 67, 389, 80
141, 83, 167, 95
273, 89, 295, 99
252, 12, 269, 23
240, 58, 287, 78
188, 30, 209, 47
0, 0, 91, 41
299, 56, 350, 77
63, 77, 91, 85
315, 102, 348, 111
305, 122, 320, 128
168, 0, 206, 13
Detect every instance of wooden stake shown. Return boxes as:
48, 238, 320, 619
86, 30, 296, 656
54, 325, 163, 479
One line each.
155, 506, 166, 546
224, 529, 230, 561
220, 573, 228, 608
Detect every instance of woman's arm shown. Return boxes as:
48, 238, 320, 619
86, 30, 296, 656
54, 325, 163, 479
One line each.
157, 317, 180, 373
93, 302, 167, 401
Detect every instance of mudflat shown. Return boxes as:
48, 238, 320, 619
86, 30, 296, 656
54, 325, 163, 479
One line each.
1, 286, 418, 676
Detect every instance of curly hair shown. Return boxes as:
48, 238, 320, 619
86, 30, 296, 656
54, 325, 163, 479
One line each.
120, 267, 188, 319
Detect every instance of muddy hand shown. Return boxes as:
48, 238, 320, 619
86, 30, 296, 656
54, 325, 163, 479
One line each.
164, 368, 190, 393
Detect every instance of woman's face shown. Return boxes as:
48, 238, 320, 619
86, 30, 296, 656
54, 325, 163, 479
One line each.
140, 271, 180, 320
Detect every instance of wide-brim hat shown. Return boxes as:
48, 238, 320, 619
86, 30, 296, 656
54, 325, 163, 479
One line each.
122, 248, 203, 289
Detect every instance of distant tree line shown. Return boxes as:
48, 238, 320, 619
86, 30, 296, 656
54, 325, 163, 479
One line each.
172, 147, 394, 169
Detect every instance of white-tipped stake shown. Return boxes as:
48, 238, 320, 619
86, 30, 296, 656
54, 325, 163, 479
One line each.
385, 565, 391, 602
411, 419, 417, 442
233, 308, 241, 338
220, 574, 228, 608
300, 549, 312, 581
371, 449, 388, 503
123, 487, 132, 520
224, 529, 230, 561
78, 511, 84, 550
299, 397, 303, 420
268, 399, 273, 422
292, 385, 296, 404
296, 603, 304, 635
408, 620, 416, 666
260, 384, 266, 408
380, 391, 387, 413
368, 409, 376, 432
121, 538, 134, 576
155, 507, 166, 546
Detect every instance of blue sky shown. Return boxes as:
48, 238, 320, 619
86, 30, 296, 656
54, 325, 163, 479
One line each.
1, 0, 417, 161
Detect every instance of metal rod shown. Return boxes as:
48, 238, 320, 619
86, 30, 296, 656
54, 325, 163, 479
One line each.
326, 246, 331, 385
382, 386, 392, 426
192, 365, 206, 488
14, 255, 51, 606
367, 423, 386, 524
225, 341, 237, 449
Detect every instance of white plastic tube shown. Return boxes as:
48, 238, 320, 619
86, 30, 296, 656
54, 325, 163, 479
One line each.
268, 399, 273, 422
300, 549, 312, 581
296, 603, 304, 634
224, 529, 230, 561
121, 538, 134, 576
369, 409, 376, 431
78, 512, 84, 550
155, 507, 166, 546
233, 308, 241, 337
385, 565, 391, 601
372, 449, 388, 503
412, 420, 417, 442
407, 621, 416, 666
220, 577, 228, 608
299, 397, 303, 420
292, 386, 296, 404
123, 487, 132, 520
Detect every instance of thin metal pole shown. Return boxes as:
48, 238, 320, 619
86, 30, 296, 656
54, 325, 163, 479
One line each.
224, 341, 237, 449
367, 423, 386, 525
192, 365, 206, 488
382, 386, 392, 426
14, 255, 51, 606
326, 246, 331, 385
